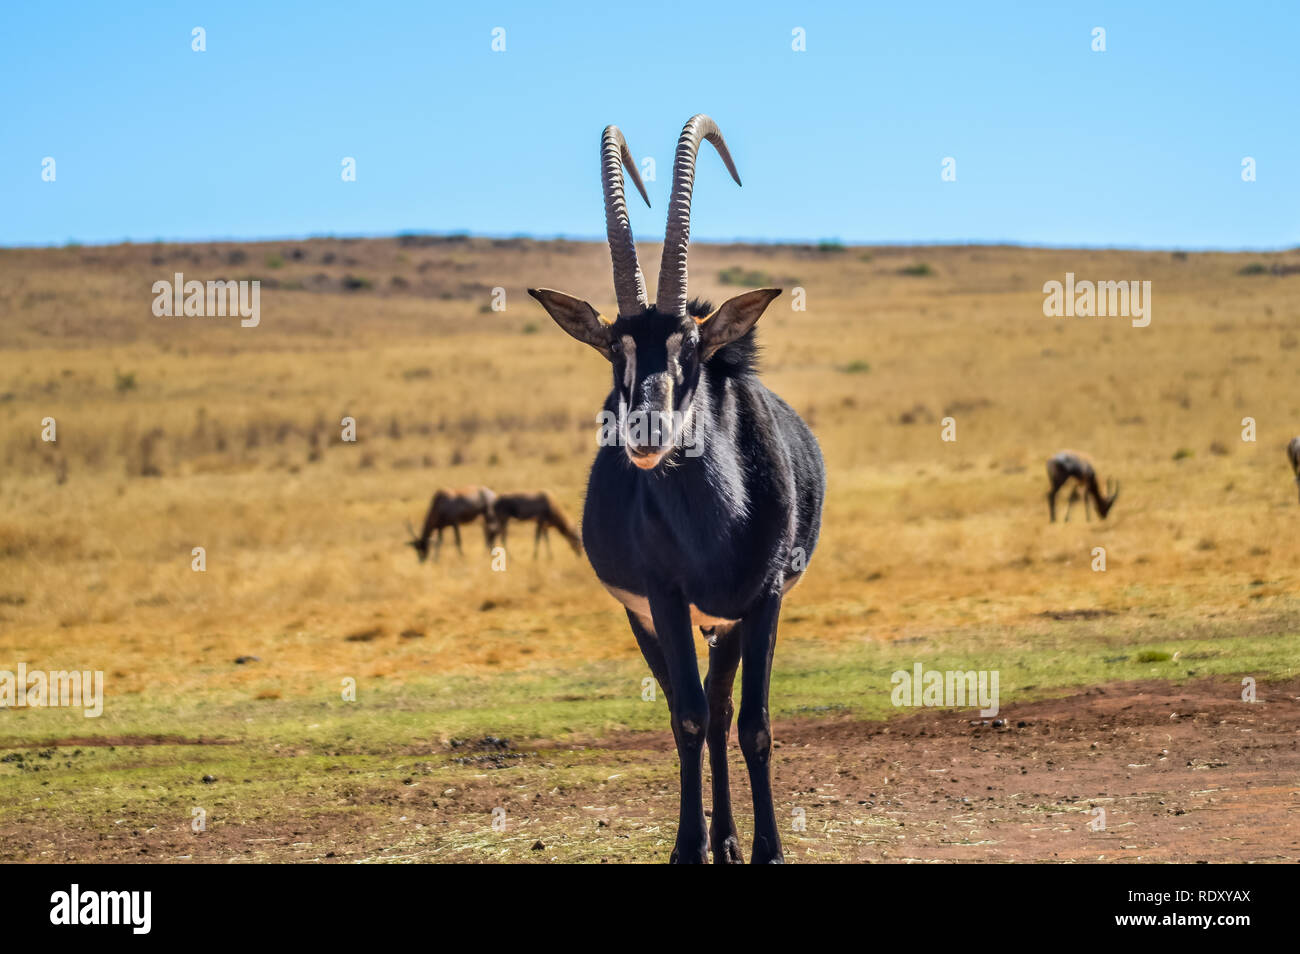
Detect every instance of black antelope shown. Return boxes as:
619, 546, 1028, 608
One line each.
406, 486, 500, 561
527, 116, 825, 863
1288, 437, 1300, 503
491, 491, 582, 557
1046, 451, 1119, 522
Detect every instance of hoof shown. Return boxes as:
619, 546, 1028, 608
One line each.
751, 836, 785, 864
670, 837, 709, 864
711, 834, 744, 864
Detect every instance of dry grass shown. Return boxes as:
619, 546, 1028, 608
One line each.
3, 237, 1300, 698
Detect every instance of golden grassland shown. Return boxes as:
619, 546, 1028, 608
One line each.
2, 235, 1300, 702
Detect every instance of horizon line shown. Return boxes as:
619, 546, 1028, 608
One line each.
4, 229, 1299, 255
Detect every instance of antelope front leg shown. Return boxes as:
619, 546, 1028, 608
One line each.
647, 586, 709, 864
703, 627, 742, 863
625, 609, 674, 714
738, 589, 784, 863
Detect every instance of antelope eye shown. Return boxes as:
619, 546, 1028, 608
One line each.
608, 339, 622, 355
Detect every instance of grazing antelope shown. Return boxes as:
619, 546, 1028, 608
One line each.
1288, 437, 1300, 503
528, 116, 825, 863
406, 486, 500, 561
1046, 450, 1119, 522
491, 492, 582, 557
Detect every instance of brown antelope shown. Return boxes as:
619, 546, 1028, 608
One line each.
406, 486, 500, 561
1288, 437, 1300, 503
491, 492, 581, 558
1046, 450, 1119, 522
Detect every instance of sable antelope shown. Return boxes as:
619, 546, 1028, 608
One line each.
1046, 450, 1119, 522
491, 492, 582, 557
406, 486, 500, 561
1288, 437, 1300, 503
527, 116, 825, 863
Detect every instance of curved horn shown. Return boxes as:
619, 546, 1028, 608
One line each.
657, 114, 743, 317
405, 519, 419, 541
601, 125, 651, 317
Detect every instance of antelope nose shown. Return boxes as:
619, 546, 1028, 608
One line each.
626, 409, 674, 454
627, 376, 674, 454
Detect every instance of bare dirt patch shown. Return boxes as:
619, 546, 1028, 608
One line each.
761, 673, 1300, 862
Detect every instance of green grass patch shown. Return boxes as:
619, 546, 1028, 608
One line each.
1, 613, 1294, 859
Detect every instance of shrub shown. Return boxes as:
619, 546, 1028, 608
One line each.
719, 266, 772, 286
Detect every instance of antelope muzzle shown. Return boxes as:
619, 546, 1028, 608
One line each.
625, 373, 677, 468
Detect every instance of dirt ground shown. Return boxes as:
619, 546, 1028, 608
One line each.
5, 673, 1296, 863
766, 673, 1300, 863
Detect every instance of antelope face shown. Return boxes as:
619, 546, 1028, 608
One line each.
527, 289, 783, 471
609, 310, 702, 468
527, 116, 779, 472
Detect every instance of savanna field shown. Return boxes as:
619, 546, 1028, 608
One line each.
1, 237, 1298, 862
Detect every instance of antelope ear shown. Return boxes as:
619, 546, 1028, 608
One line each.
527, 288, 613, 359
698, 288, 782, 360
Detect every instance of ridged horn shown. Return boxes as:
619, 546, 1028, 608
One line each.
601, 125, 651, 317
656, 114, 742, 317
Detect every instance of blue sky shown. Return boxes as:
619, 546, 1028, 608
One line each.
3, 1, 1297, 249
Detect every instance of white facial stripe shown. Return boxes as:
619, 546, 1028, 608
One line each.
621, 336, 636, 390
679, 387, 695, 424
666, 332, 683, 384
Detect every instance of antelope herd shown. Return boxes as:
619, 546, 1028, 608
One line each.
406, 486, 581, 560
412, 437, 1298, 566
